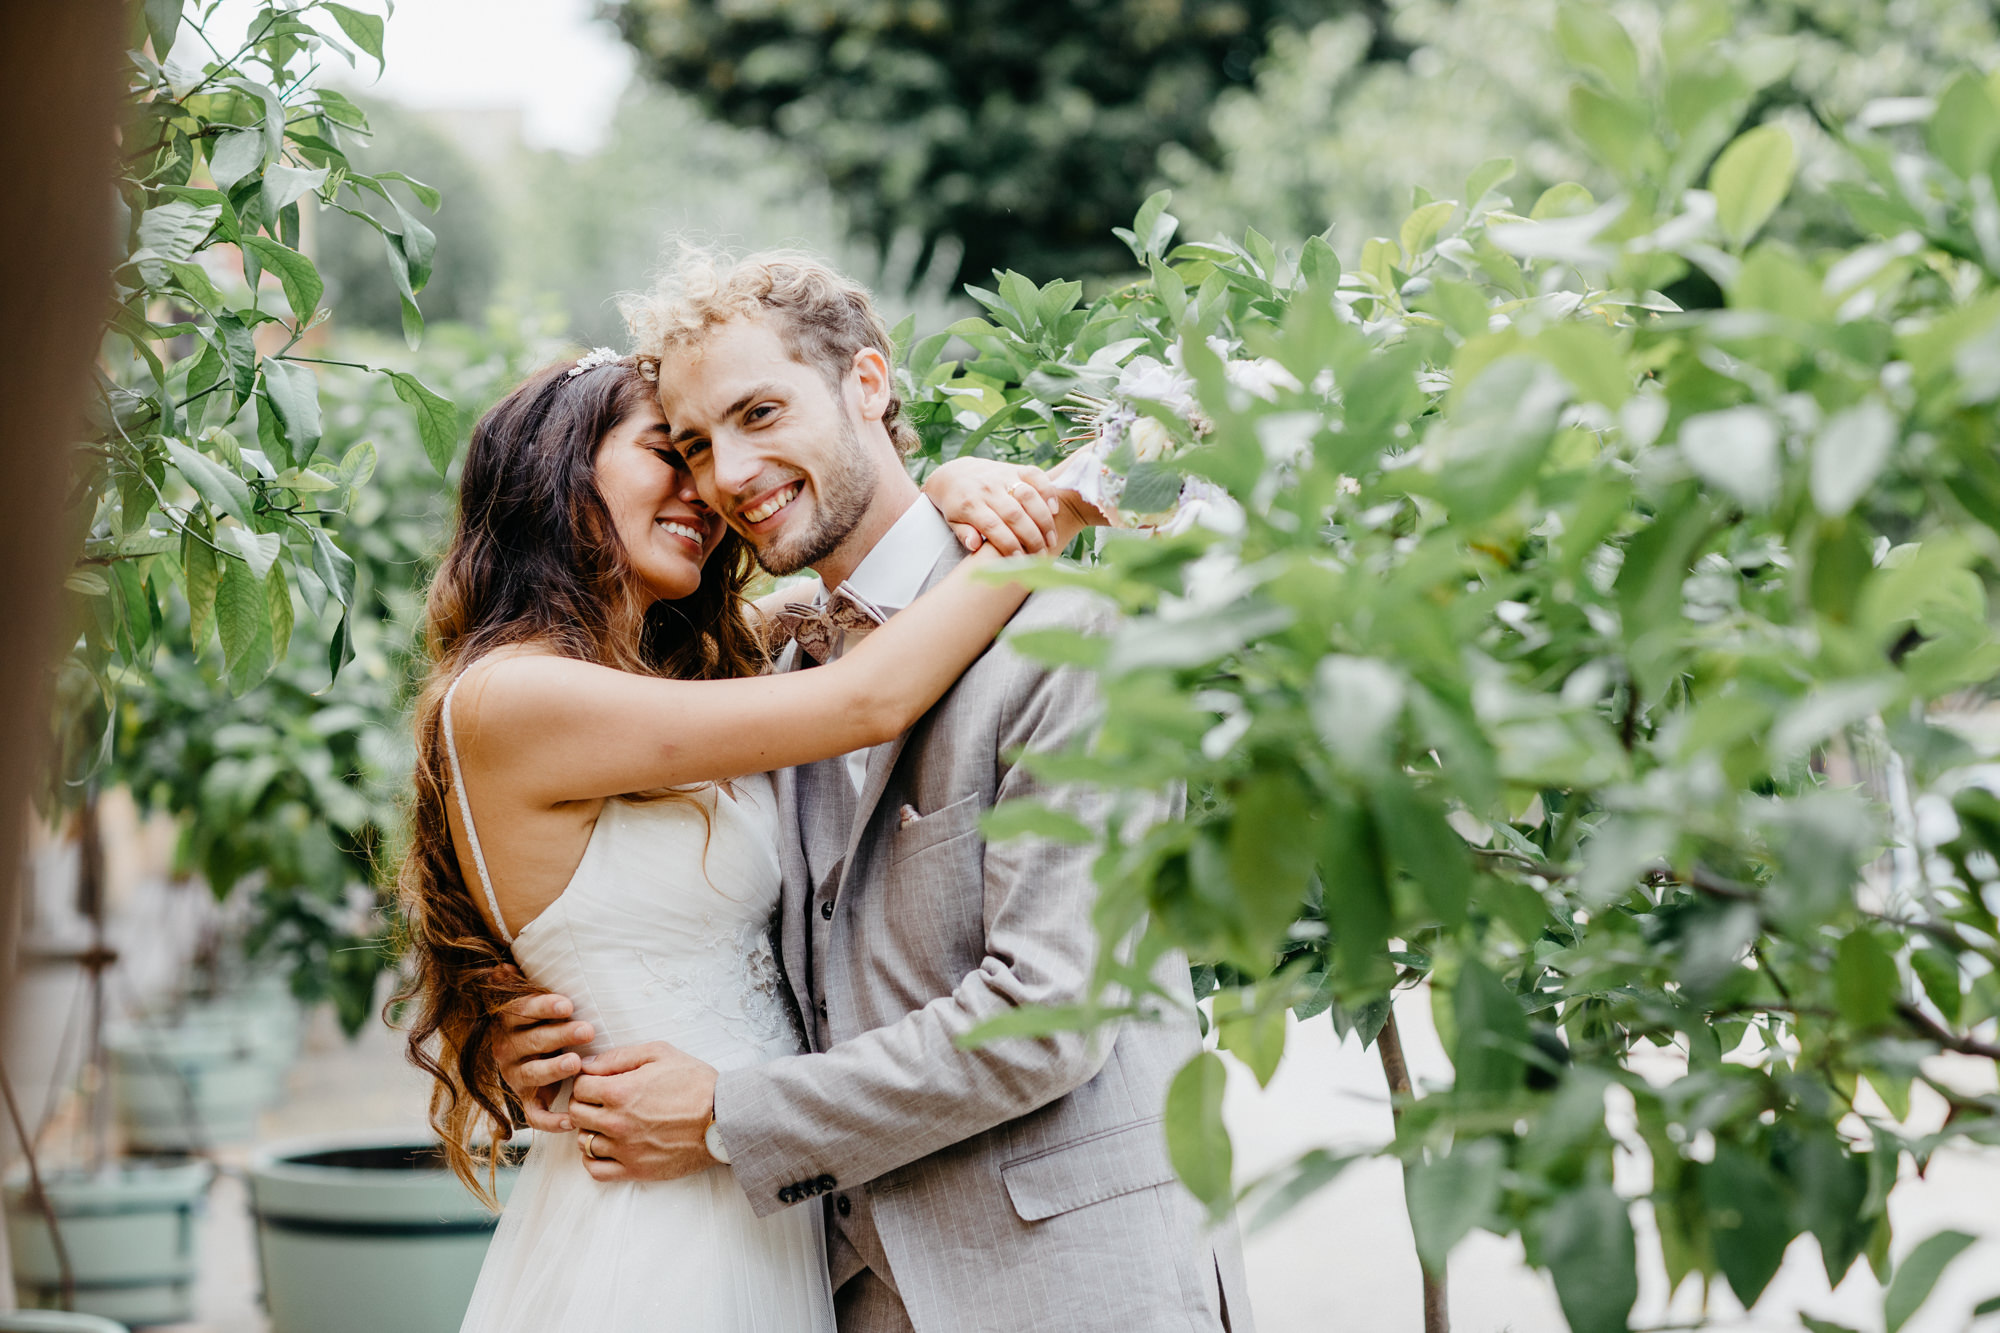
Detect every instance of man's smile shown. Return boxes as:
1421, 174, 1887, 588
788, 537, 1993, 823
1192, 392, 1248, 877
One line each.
741, 480, 803, 526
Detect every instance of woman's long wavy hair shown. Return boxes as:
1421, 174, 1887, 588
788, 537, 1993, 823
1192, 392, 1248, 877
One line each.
394, 356, 765, 1202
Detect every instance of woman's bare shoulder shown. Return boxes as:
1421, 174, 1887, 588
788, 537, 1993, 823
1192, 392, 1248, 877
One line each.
449, 647, 602, 731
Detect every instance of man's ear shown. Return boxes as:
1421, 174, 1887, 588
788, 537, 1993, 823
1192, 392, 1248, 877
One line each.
848, 346, 892, 425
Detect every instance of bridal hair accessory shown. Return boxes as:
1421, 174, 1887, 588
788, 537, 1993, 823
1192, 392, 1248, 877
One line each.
567, 347, 623, 377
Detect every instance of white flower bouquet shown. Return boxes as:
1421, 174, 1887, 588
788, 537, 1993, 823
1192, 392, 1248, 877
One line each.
1051, 341, 1298, 536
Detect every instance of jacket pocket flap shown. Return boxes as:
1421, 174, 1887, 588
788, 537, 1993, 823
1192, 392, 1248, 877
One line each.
889, 792, 980, 864
1000, 1118, 1176, 1222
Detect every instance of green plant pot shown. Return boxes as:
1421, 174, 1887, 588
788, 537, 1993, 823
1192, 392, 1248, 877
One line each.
3, 1159, 213, 1325
248, 1133, 521, 1333
181, 980, 305, 1106
0, 1312, 130, 1331
106, 1022, 268, 1151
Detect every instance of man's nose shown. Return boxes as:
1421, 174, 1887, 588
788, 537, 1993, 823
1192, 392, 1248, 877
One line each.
707, 437, 764, 501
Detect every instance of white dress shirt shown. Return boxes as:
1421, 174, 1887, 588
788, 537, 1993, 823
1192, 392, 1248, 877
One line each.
823, 496, 957, 791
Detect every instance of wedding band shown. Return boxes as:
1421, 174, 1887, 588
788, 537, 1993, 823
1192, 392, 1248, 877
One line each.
581, 1130, 602, 1160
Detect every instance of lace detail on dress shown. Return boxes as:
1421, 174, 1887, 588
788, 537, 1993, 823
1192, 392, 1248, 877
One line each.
634, 913, 801, 1054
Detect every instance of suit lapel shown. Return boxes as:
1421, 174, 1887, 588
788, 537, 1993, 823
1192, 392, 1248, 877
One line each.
843, 542, 968, 866
770, 638, 826, 1033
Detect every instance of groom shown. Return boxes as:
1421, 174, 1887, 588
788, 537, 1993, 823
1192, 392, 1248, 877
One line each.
494, 252, 1251, 1333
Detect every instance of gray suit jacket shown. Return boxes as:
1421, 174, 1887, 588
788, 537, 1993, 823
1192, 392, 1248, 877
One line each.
712, 544, 1252, 1333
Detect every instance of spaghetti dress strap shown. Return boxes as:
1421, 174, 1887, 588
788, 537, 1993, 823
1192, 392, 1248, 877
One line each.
442, 672, 513, 944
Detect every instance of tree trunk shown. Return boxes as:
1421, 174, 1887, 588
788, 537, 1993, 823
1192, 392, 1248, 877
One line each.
0, 1, 124, 1007
1378, 1006, 1450, 1333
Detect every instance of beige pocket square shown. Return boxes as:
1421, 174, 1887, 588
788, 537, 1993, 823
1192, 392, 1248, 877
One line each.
897, 803, 922, 828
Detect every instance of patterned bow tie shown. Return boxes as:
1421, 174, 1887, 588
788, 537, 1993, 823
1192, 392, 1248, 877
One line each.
772, 584, 887, 663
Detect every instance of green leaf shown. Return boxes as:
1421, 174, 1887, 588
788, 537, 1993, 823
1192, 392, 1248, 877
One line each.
1679, 406, 1780, 511
1703, 1145, 1795, 1307
1885, 1230, 1978, 1333
1711, 124, 1797, 248
1779, 1127, 1871, 1285
1570, 86, 1653, 178
207, 130, 266, 193
980, 798, 1092, 845
1556, 5, 1641, 98
334, 438, 378, 491
1800, 1318, 1863, 1333
1407, 1139, 1505, 1273
215, 555, 274, 695
218, 525, 282, 581
1466, 157, 1516, 206
181, 525, 218, 649
266, 561, 293, 664
1164, 1053, 1232, 1212
321, 3, 385, 66
164, 438, 254, 523
135, 200, 220, 264
1910, 947, 1963, 1026
243, 237, 323, 321
1244, 1150, 1357, 1232
1541, 1184, 1638, 1333
1811, 400, 1897, 518
1226, 770, 1319, 952
1372, 781, 1472, 927
1834, 929, 1899, 1030
1452, 959, 1529, 1096
375, 171, 443, 211
1928, 72, 2000, 181
1214, 989, 1287, 1086
326, 608, 355, 683
261, 359, 323, 461
388, 371, 459, 473
1299, 234, 1340, 291
1400, 199, 1457, 261
213, 314, 258, 399
1123, 461, 1184, 515
307, 525, 357, 607
262, 163, 329, 218
143, 0, 184, 59
1530, 182, 1597, 220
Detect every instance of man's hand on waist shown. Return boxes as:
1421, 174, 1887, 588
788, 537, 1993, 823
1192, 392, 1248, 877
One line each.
568, 1042, 721, 1183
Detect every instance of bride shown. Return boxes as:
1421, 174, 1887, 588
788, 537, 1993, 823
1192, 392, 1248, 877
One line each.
394, 349, 1093, 1331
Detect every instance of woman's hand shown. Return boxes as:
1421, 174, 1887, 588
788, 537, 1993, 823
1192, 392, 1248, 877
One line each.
923, 457, 1063, 555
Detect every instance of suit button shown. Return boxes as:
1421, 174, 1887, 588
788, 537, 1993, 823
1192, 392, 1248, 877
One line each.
816, 1001, 828, 1020
836, 1194, 851, 1217
820, 900, 834, 920
817, 1174, 837, 1192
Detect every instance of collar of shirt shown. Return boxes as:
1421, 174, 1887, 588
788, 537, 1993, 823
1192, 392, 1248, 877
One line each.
823, 495, 956, 793
834, 495, 956, 630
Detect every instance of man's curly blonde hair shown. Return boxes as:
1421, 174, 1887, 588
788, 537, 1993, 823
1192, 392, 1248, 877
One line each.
623, 248, 920, 456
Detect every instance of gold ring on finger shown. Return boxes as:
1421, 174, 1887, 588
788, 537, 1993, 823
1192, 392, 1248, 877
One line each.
581, 1130, 601, 1159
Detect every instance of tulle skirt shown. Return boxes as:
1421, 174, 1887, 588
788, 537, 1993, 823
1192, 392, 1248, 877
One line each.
459, 1132, 835, 1332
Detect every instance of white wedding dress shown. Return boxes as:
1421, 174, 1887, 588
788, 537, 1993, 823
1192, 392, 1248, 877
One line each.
444, 682, 834, 1332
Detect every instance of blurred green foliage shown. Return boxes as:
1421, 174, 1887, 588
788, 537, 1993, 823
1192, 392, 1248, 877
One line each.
111, 318, 556, 1030
606, 0, 1409, 288
915, 6, 2000, 1327
1166, 0, 2000, 262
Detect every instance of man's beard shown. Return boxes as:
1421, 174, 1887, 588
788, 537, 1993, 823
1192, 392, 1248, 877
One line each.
751, 416, 880, 577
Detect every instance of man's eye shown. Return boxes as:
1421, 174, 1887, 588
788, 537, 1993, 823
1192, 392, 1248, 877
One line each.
681, 438, 711, 458
746, 404, 776, 424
